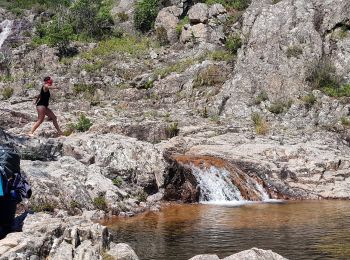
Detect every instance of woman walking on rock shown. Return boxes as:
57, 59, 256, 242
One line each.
28, 76, 63, 136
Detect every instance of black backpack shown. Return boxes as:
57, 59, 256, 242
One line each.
0, 128, 31, 202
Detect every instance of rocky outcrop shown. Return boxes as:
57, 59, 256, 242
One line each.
189, 248, 287, 260
217, 0, 350, 118
155, 6, 182, 44
18, 133, 166, 215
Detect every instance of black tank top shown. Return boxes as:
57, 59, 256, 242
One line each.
36, 86, 50, 107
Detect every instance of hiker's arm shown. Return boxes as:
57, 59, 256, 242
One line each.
34, 95, 40, 104
45, 85, 60, 90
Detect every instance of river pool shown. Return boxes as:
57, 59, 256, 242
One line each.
106, 201, 350, 260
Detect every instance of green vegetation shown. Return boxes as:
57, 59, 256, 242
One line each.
83, 36, 156, 60
207, 50, 233, 62
2, 87, 14, 100
286, 45, 303, 58
134, 0, 159, 32
204, 0, 251, 10
112, 177, 123, 187
69, 114, 93, 132
155, 56, 204, 79
135, 190, 147, 202
117, 12, 129, 22
176, 16, 190, 36
251, 112, 268, 135
193, 65, 226, 88
272, 0, 282, 4
70, 200, 81, 209
73, 83, 96, 96
307, 60, 350, 97
0, 0, 70, 15
268, 100, 292, 114
333, 25, 349, 40
341, 116, 350, 127
156, 26, 169, 46
254, 91, 269, 105
166, 122, 179, 138
93, 195, 107, 210
225, 34, 242, 54
301, 93, 317, 109
31, 201, 55, 212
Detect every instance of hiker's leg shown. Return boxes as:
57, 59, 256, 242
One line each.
29, 106, 46, 134
45, 108, 63, 135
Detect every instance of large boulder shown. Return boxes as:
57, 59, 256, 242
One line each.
155, 6, 183, 44
188, 3, 209, 24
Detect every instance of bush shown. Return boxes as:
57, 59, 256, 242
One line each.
73, 83, 96, 96
268, 100, 292, 114
117, 12, 129, 22
166, 122, 179, 138
341, 116, 350, 127
93, 195, 107, 210
69, 114, 93, 132
134, 0, 159, 32
135, 190, 147, 202
251, 112, 268, 135
70, 0, 114, 40
112, 177, 123, 187
156, 26, 169, 46
225, 34, 242, 54
176, 16, 190, 36
193, 64, 226, 87
286, 45, 303, 58
2, 87, 14, 100
301, 93, 316, 109
323, 84, 350, 97
205, 0, 251, 10
207, 50, 232, 62
254, 91, 269, 105
306, 59, 342, 90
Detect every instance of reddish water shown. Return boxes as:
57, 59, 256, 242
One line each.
106, 201, 350, 260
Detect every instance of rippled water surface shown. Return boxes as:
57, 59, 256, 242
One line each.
106, 201, 350, 260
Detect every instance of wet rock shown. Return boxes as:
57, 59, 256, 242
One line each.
222, 247, 287, 260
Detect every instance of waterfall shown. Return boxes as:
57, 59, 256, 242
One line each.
190, 164, 271, 204
0, 20, 13, 49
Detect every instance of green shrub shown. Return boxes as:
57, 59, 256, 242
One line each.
306, 60, 342, 91
135, 190, 147, 202
112, 177, 123, 187
31, 201, 55, 212
156, 26, 169, 46
117, 12, 129, 22
251, 112, 268, 135
207, 50, 232, 62
254, 91, 269, 105
70, 114, 93, 132
341, 116, 350, 127
225, 34, 242, 54
70, 200, 81, 209
70, 0, 114, 40
301, 93, 316, 108
286, 45, 303, 58
268, 100, 292, 114
93, 195, 107, 210
73, 83, 96, 96
176, 16, 190, 36
2, 87, 14, 100
166, 122, 179, 138
193, 64, 226, 88
323, 84, 350, 97
272, 0, 282, 4
205, 0, 251, 10
134, 0, 159, 32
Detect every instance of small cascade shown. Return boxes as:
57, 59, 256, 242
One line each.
189, 163, 271, 204
191, 165, 243, 202
0, 20, 13, 49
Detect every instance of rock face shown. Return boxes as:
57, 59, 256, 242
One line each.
189, 248, 287, 260
217, 0, 350, 117
188, 3, 209, 24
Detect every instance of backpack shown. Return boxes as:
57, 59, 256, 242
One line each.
0, 128, 31, 202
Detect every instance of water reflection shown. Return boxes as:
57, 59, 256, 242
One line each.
107, 201, 350, 260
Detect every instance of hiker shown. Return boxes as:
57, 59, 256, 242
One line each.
28, 77, 63, 136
